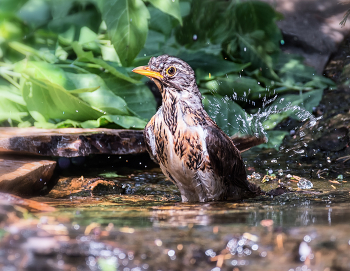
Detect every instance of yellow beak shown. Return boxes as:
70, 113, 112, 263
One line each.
132, 66, 163, 80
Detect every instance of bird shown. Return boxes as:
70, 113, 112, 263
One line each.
133, 55, 264, 203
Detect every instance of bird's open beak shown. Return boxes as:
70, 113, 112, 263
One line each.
132, 66, 163, 80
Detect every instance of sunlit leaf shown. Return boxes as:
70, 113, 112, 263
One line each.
146, 0, 182, 25
97, 0, 150, 66
72, 42, 140, 84
102, 75, 157, 120
65, 72, 131, 116
81, 114, 147, 129
0, 86, 28, 123
9, 42, 57, 63
22, 77, 103, 122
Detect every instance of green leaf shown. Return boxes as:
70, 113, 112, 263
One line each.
17, 60, 134, 116
0, 86, 29, 123
146, 0, 182, 25
203, 75, 265, 99
72, 42, 140, 84
22, 77, 103, 123
202, 94, 249, 136
17, 0, 51, 28
175, 0, 228, 49
51, 0, 75, 20
277, 54, 336, 90
97, 0, 150, 66
65, 72, 131, 116
68, 87, 100, 94
15, 61, 74, 88
235, 32, 279, 80
9, 42, 57, 63
49, 5, 101, 34
0, 0, 26, 15
102, 75, 157, 120
138, 30, 167, 57
148, 6, 174, 36
226, 1, 282, 80
81, 114, 147, 129
178, 51, 251, 81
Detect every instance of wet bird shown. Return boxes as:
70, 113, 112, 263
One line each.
133, 55, 264, 202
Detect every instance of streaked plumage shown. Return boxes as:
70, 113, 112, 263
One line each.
133, 55, 262, 202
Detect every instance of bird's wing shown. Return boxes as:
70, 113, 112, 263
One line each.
205, 126, 251, 191
144, 116, 159, 164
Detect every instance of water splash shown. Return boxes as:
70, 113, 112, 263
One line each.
205, 80, 322, 143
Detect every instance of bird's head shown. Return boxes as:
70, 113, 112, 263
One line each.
132, 55, 200, 102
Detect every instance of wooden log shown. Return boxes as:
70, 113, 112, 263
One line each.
0, 155, 57, 197
0, 127, 146, 157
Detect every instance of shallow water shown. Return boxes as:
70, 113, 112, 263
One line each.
1, 149, 350, 271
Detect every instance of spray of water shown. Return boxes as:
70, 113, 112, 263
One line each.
206, 79, 322, 143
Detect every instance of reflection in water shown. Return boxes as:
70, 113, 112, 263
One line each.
1, 143, 350, 270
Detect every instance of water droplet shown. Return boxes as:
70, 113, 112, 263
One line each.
193, 34, 197, 40
168, 250, 175, 257
299, 241, 311, 259
303, 235, 311, 242
244, 47, 247, 52
76, 110, 79, 113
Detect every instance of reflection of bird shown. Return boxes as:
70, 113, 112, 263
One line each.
133, 55, 263, 202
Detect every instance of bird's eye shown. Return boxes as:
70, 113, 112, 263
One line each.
166, 66, 176, 76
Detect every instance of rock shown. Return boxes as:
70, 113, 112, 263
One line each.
47, 176, 125, 198
262, 0, 350, 73
89, 179, 124, 196
0, 155, 57, 197
0, 192, 55, 212
317, 127, 349, 152
0, 127, 146, 157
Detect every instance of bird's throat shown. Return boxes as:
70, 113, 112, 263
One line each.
151, 78, 163, 93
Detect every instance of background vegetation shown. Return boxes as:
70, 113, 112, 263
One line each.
0, 0, 335, 148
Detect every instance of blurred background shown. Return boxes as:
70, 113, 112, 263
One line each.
1, 0, 348, 149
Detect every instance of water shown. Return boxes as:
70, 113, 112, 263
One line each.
1, 149, 350, 270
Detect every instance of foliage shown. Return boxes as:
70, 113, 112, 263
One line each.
0, 0, 335, 149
